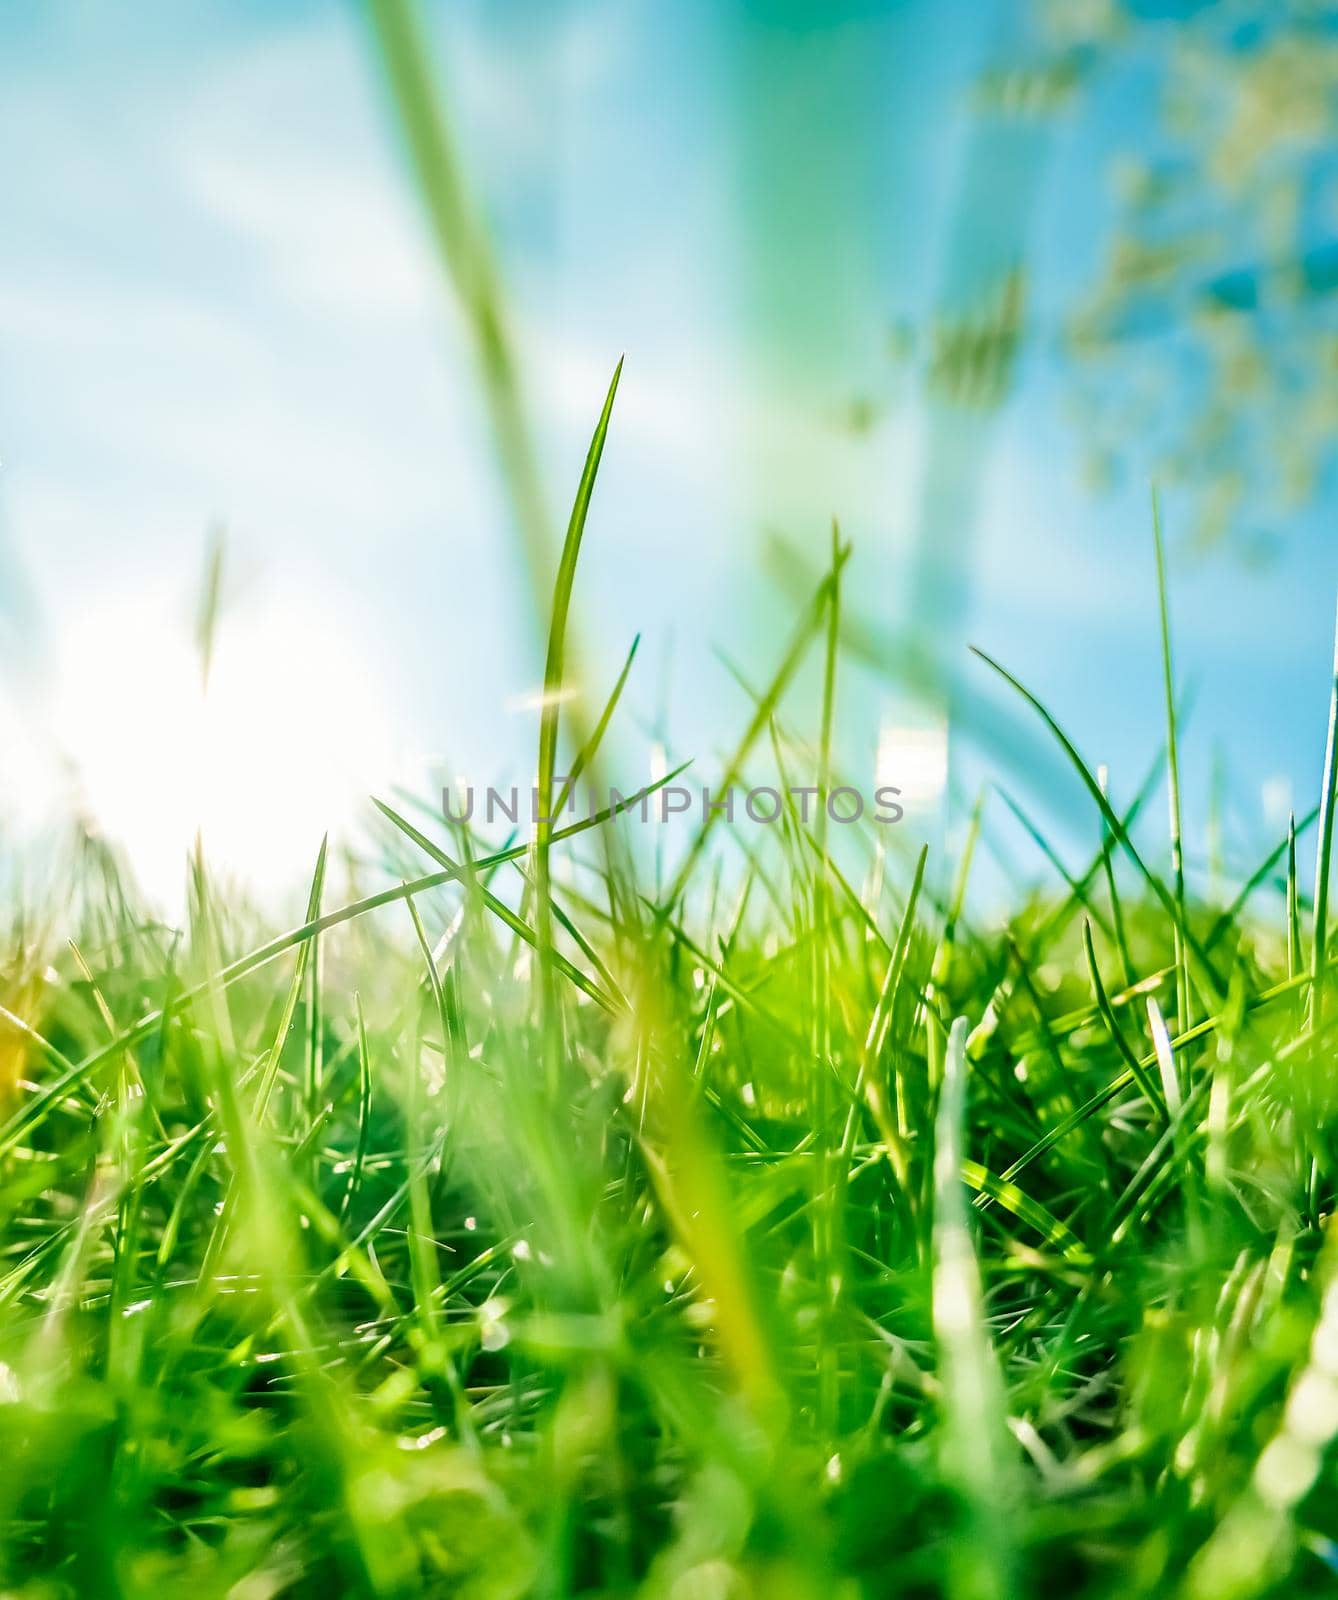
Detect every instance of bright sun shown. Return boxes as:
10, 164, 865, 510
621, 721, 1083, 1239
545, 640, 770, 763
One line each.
13, 590, 400, 909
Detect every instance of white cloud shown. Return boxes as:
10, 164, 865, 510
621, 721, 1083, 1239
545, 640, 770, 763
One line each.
182, 152, 439, 320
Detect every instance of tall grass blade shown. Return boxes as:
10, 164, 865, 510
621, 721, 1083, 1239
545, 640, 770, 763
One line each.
1152, 486, 1191, 1029
933, 1016, 1017, 1600
1311, 594, 1338, 1029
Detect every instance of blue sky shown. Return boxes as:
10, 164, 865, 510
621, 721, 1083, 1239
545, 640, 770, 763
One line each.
0, 0, 1333, 906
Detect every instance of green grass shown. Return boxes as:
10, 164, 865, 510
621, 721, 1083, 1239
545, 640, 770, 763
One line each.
1, 380, 1337, 1599
2, 13, 1336, 1590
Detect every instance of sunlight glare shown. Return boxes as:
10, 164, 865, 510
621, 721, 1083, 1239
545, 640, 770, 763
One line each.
41, 591, 397, 907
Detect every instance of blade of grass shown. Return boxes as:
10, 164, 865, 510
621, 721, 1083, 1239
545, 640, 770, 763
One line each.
340, 995, 373, 1223
1152, 487, 1191, 1032
535, 358, 624, 1094
971, 643, 1224, 1013
1311, 594, 1338, 1029
933, 1016, 1017, 1600
813, 522, 843, 1433
367, 0, 554, 623
665, 547, 850, 906
1082, 920, 1166, 1124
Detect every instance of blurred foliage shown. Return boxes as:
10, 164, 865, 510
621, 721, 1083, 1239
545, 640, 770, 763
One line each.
1045, 0, 1338, 555
869, 0, 1338, 560
927, 268, 1028, 410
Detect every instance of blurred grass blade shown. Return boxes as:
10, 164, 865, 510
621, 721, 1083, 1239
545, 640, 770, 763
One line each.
1152, 486, 1191, 1030
1311, 594, 1338, 1028
368, 0, 554, 618
933, 1016, 1017, 1600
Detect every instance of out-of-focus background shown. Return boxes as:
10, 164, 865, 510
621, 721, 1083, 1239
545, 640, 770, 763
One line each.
1, 0, 1335, 906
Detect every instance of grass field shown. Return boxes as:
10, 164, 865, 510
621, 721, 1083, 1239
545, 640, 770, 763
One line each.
1, 356, 1337, 1600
